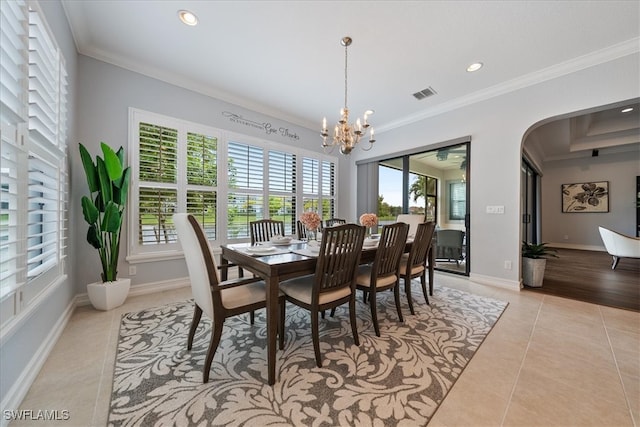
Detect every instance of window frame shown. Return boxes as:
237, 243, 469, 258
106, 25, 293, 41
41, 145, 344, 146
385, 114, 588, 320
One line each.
127, 108, 337, 263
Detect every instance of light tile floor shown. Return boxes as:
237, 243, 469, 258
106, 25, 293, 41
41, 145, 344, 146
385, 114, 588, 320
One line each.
11, 274, 640, 426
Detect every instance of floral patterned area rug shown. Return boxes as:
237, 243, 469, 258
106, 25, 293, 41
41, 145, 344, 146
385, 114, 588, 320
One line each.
109, 284, 507, 426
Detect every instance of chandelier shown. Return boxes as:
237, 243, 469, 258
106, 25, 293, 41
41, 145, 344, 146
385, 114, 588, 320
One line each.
321, 36, 375, 155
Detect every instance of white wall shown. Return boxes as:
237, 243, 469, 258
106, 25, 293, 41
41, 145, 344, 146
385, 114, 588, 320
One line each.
340, 53, 640, 289
541, 150, 640, 249
73, 56, 333, 293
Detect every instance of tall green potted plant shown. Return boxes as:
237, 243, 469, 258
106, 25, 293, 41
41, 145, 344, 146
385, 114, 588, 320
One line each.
522, 242, 558, 287
80, 142, 131, 310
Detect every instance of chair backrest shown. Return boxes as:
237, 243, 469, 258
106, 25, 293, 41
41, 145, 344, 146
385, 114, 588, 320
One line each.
325, 218, 347, 228
250, 219, 285, 244
396, 214, 425, 237
173, 213, 220, 320
407, 221, 436, 270
313, 223, 366, 300
296, 220, 308, 240
436, 229, 464, 247
371, 222, 409, 281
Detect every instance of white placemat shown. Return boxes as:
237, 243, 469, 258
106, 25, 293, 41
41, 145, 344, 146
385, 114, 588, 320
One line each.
236, 247, 291, 256
292, 248, 320, 257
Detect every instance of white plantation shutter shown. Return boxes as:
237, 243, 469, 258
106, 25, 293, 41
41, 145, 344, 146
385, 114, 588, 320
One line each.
321, 160, 336, 219
186, 132, 217, 240
27, 153, 58, 278
138, 122, 179, 245
227, 141, 264, 239
0, 1, 67, 322
268, 150, 296, 235
128, 109, 337, 257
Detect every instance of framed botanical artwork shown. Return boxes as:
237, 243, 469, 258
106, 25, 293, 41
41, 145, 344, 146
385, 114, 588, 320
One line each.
561, 181, 609, 213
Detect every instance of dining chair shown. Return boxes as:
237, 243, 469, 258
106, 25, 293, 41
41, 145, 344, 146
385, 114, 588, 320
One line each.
399, 221, 436, 314
325, 218, 347, 228
296, 220, 308, 240
250, 219, 285, 245
356, 222, 409, 337
279, 223, 366, 367
396, 214, 425, 237
173, 213, 284, 383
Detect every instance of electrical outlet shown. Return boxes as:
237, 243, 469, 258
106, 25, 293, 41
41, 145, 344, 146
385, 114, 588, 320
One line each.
129, 265, 137, 276
504, 260, 512, 270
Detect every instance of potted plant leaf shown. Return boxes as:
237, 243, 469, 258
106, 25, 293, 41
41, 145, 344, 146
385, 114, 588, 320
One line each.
521, 242, 558, 288
80, 142, 131, 310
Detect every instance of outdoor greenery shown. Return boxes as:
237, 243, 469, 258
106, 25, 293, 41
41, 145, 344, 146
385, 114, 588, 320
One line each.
80, 142, 131, 282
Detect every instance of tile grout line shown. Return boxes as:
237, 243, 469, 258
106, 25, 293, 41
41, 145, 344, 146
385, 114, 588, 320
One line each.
599, 306, 638, 427
499, 295, 545, 427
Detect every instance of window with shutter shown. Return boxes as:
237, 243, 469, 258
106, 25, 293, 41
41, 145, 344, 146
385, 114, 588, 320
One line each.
128, 108, 337, 259
268, 150, 295, 235
449, 181, 466, 220
227, 141, 264, 239
0, 1, 67, 323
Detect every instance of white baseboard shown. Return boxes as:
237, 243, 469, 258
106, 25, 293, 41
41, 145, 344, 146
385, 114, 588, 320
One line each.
76, 277, 190, 306
469, 273, 522, 291
0, 298, 76, 427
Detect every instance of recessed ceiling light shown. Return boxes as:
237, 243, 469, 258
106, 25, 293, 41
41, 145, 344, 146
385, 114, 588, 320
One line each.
178, 10, 198, 26
621, 107, 634, 113
466, 62, 483, 72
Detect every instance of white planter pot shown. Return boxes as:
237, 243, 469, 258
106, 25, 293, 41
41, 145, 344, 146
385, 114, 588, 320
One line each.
87, 278, 131, 310
522, 258, 547, 288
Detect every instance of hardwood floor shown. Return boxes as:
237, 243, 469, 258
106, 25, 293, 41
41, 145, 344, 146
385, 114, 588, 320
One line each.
524, 248, 640, 311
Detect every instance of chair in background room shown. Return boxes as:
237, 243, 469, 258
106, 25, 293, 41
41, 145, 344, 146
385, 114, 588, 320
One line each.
396, 214, 425, 237
399, 221, 436, 314
598, 226, 640, 269
356, 222, 409, 336
279, 223, 366, 367
173, 213, 284, 383
435, 229, 465, 264
250, 219, 285, 245
325, 218, 347, 228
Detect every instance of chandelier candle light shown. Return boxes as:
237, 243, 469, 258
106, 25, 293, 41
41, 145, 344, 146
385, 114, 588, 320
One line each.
321, 36, 375, 155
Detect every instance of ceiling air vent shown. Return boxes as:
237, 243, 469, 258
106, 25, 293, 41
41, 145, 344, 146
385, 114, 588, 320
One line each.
412, 87, 437, 100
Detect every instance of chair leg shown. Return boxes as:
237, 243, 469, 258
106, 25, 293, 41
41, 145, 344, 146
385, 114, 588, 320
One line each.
611, 256, 620, 270
330, 307, 336, 317
278, 296, 285, 350
404, 278, 415, 315
393, 283, 404, 323
203, 319, 224, 383
249, 310, 255, 325
370, 289, 380, 337
349, 296, 360, 346
188, 304, 203, 350
311, 310, 322, 368
420, 274, 430, 306
321, 310, 325, 319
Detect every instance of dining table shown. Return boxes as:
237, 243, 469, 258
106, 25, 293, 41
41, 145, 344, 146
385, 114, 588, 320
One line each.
220, 238, 434, 385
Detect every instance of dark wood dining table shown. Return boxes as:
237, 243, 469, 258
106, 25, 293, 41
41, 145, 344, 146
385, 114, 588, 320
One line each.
220, 240, 434, 385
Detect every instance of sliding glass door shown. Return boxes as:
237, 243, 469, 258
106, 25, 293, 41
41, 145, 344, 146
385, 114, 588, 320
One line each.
375, 142, 470, 275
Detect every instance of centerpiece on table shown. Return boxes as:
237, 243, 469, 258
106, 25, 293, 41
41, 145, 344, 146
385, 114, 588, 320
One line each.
299, 211, 321, 241
359, 213, 378, 236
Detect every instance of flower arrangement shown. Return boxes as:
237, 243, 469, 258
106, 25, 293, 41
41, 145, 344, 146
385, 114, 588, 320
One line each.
359, 213, 378, 228
300, 211, 321, 231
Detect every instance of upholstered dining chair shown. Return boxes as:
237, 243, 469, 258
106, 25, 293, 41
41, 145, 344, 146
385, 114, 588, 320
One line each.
325, 218, 347, 228
356, 222, 409, 337
396, 214, 425, 237
173, 213, 284, 383
279, 223, 366, 367
250, 219, 285, 245
399, 221, 436, 314
296, 220, 308, 240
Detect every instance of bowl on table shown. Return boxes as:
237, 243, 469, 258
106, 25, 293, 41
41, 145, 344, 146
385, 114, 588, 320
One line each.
270, 235, 292, 245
